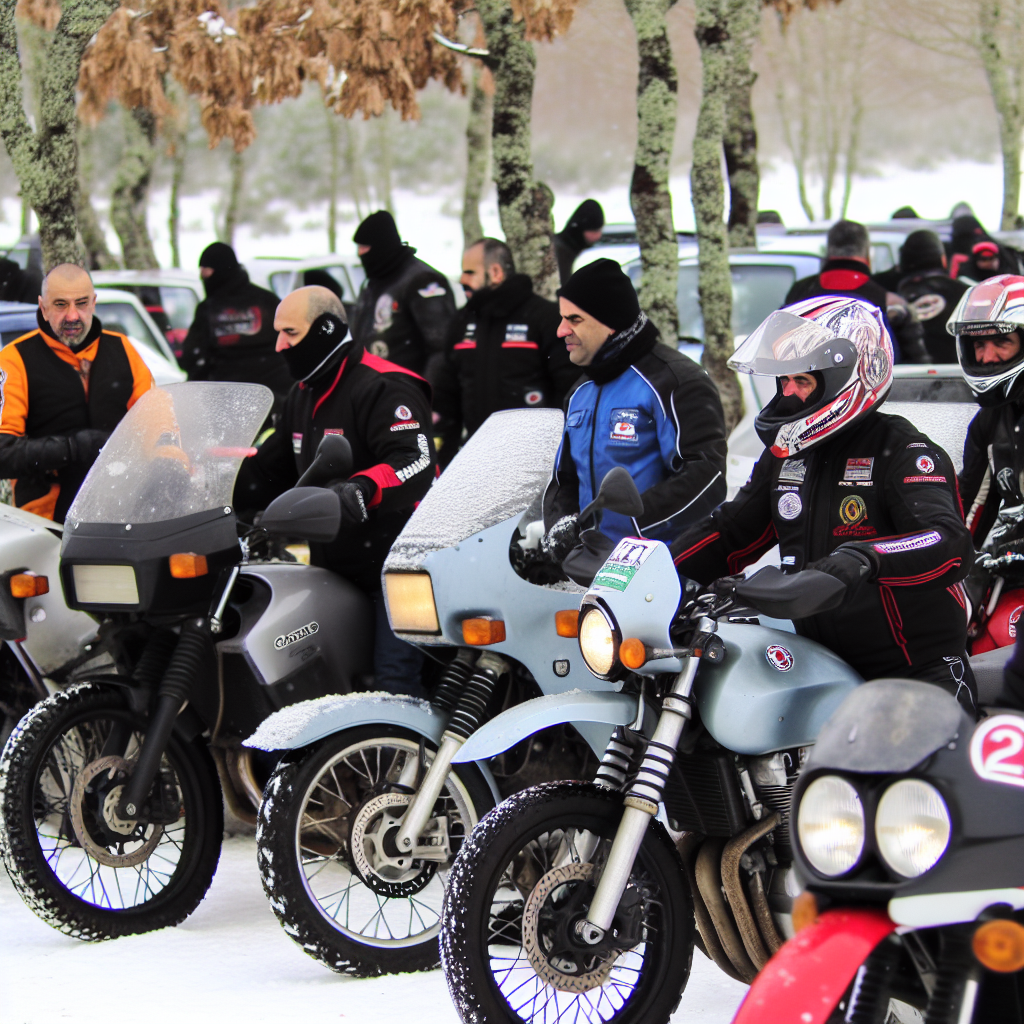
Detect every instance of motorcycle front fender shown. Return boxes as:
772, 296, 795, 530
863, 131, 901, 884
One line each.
451, 690, 639, 764
731, 909, 896, 1024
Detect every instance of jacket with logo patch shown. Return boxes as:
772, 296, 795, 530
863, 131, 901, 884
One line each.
896, 269, 969, 364
0, 313, 153, 522
543, 338, 727, 544
349, 254, 456, 380
959, 403, 1024, 547
433, 274, 579, 468
671, 411, 973, 680
233, 343, 436, 591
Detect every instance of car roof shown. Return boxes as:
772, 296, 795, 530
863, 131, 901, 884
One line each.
92, 269, 202, 288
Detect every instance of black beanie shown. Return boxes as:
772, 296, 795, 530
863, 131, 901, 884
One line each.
566, 199, 605, 233
900, 230, 945, 274
199, 242, 240, 297
558, 258, 640, 331
303, 268, 344, 299
353, 210, 409, 279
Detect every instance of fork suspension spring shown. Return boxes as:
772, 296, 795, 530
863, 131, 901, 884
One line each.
445, 658, 504, 740
431, 649, 476, 714
594, 726, 634, 790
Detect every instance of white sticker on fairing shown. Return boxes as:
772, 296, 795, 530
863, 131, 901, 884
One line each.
591, 537, 659, 592
777, 492, 803, 520
970, 715, 1024, 789
872, 531, 941, 554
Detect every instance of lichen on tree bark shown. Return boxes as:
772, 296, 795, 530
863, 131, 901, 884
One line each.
476, 0, 558, 299
462, 60, 493, 248
110, 105, 159, 269
0, 0, 119, 269
76, 118, 118, 271
625, 0, 680, 346
722, 1, 760, 250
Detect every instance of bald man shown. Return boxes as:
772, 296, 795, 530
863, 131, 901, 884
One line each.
0, 263, 153, 522
234, 286, 436, 696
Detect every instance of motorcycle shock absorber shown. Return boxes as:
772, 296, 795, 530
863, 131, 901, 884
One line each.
430, 648, 478, 715
594, 726, 637, 791
117, 618, 212, 820
394, 650, 508, 855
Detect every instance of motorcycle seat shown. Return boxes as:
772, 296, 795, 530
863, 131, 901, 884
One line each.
969, 645, 1014, 707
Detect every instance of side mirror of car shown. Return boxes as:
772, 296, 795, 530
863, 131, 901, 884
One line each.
578, 466, 644, 525
297, 433, 353, 488
259, 487, 341, 543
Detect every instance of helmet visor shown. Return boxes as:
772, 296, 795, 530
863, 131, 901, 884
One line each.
949, 278, 1023, 336
729, 310, 857, 376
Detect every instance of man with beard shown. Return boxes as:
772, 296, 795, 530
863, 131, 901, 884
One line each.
234, 286, 435, 696
180, 242, 289, 407
348, 211, 456, 381
433, 237, 578, 468
553, 199, 605, 284
0, 263, 153, 522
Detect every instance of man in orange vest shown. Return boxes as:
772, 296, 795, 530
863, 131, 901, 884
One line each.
0, 263, 153, 522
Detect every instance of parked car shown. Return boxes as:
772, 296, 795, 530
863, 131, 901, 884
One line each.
244, 255, 365, 303
91, 269, 202, 356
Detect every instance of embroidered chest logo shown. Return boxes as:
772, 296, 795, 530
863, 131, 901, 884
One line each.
610, 408, 640, 443
395, 405, 413, 421
418, 282, 447, 298
997, 466, 1018, 493
843, 457, 874, 483
524, 390, 543, 406
834, 493, 875, 537
505, 324, 529, 342
777, 492, 803, 520
916, 454, 936, 474
778, 458, 806, 483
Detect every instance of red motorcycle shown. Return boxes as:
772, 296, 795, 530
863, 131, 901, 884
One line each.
970, 552, 1024, 654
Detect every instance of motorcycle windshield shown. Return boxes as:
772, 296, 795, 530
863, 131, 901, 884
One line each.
386, 407, 565, 571
66, 382, 274, 526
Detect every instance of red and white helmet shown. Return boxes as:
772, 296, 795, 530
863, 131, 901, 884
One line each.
729, 295, 894, 458
947, 274, 1024, 407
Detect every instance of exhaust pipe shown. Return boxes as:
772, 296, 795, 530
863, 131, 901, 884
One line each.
694, 837, 757, 982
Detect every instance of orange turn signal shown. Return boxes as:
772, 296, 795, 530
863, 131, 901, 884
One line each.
973, 919, 1024, 973
555, 610, 579, 638
168, 553, 208, 579
462, 618, 506, 646
620, 638, 647, 670
792, 891, 819, 933
10, 573, 48, 598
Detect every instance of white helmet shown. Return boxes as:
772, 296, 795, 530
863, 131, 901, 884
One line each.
729, 295, 894, 458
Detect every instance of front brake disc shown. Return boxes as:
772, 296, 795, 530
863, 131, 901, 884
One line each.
349, 792, 437, 898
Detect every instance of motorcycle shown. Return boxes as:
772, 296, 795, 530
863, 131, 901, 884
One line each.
0, 381, 376, 940
438, 469, 875, 1024
246, 408, 634, 978
732, 678, 1024, 1024
968, 550, 1024, 655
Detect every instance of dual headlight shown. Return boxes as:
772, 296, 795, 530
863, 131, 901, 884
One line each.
797, 774, 951, 879
578, 604, 620, 679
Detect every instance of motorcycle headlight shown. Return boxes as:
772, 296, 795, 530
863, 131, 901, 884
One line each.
578, 606, 619, 678
71, 564, 139, 605
797, 775, 865, 876
383, 572, 440, 633
875, 778, 951, 878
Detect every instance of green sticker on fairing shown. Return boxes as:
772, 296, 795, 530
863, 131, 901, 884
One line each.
590, 538, 660, 592
592, 565, 637, 591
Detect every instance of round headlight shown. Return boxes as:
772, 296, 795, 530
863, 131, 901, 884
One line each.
579, 607, 617, 677
875, 778, 950, 878
797, 775, 865, 876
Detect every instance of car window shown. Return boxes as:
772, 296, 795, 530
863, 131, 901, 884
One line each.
303, 264, 349, 299
158, 287, 198, 331
348, 263, 366, 294
0, 314, 38, 346
96, 302, 162, 355
269, 271, 293, 298
871, 243, 894, 272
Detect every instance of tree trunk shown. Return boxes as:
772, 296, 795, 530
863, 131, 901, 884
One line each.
375, 109, 395, 215
0, 0, 119, 269
344, 120, 368, 221
692, 0, 743, 432
625, 0, 680, 345
165, 92, 188, 269
110, 105, 159, 269
76, 121, 117, 270
476, 0, 558, 299
462, 61, 493, 249
221, 148, 245, 247
327, 109, 340, 253
723, 3, 760, 250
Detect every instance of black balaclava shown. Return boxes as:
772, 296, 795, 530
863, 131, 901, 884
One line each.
950, 215, 990, 255
199, 242, 240, 297
891, 206, 920, 220
281, 312, 354, 384
559, 199, 605, 251
353, 210, 412, 280
303, 268, 344, 299
772, 373, 824, 418
899, 230, 946, 274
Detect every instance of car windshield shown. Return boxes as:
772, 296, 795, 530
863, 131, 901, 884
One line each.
66, 382, 273, 527
97, 301, 163, 355
385, 408, 564, 571
155, 287, 197, 331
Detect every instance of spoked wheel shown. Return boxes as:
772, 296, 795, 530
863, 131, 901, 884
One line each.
257, 724, 494, 976
0, 682, 222, 939
441, 781, 694, 1024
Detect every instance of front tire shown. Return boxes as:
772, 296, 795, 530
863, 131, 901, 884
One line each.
0, 682, 222, 940
256, 724, 494, 976
441, 781, 694, 1024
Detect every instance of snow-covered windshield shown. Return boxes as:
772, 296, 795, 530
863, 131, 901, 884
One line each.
66, 382, 273, 526
385, 408, 564, 571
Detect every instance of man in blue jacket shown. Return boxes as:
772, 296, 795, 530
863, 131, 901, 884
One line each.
542, 258, 727, 561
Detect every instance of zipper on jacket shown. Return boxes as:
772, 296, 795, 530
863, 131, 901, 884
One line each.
589, 385, 601, 516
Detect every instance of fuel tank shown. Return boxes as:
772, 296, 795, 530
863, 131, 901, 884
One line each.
696, 621, 863, 755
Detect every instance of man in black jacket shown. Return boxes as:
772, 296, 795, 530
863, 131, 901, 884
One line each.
672, 295, 976, 711
434, 238, 578, 468
349, 211, 456, 381
180, 242, 290, 407
234, 285, 436, 696
785, 220, 930, 363
553, 200, 605, 284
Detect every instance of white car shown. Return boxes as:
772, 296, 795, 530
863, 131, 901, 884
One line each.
244, 256, 365, 303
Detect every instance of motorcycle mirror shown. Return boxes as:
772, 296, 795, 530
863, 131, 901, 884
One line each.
578, 467, 644, 525
733, 565, 846, 620
297, 433, 353, 488
259, 486, 341, 542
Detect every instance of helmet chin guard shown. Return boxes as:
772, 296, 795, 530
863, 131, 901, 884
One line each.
729, 297, 894, 458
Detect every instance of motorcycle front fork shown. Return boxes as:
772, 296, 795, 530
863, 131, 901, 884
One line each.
579, 616, 714, 944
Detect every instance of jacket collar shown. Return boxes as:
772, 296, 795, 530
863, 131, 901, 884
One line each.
36, 309, 103, 352
581, 317, 660, 385
465, 273, 534, 318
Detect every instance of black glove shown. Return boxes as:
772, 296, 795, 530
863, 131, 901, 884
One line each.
808, 547, 876, 590
332, 478, 373, 526
68, 429, 110, 465
540, 514, 579, 564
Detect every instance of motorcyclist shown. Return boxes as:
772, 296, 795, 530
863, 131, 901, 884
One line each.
234, 286, 436, 697
542, 258, 727, 563
671, 295, 978, 712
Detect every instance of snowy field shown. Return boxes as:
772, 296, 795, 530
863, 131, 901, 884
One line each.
0, 834, 748, 1024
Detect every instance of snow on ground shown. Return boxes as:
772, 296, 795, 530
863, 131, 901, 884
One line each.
0, 834, 748, 1024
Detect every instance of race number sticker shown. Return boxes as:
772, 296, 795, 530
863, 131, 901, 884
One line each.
970, 715, 1024, 789
592, 538, 659, 592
